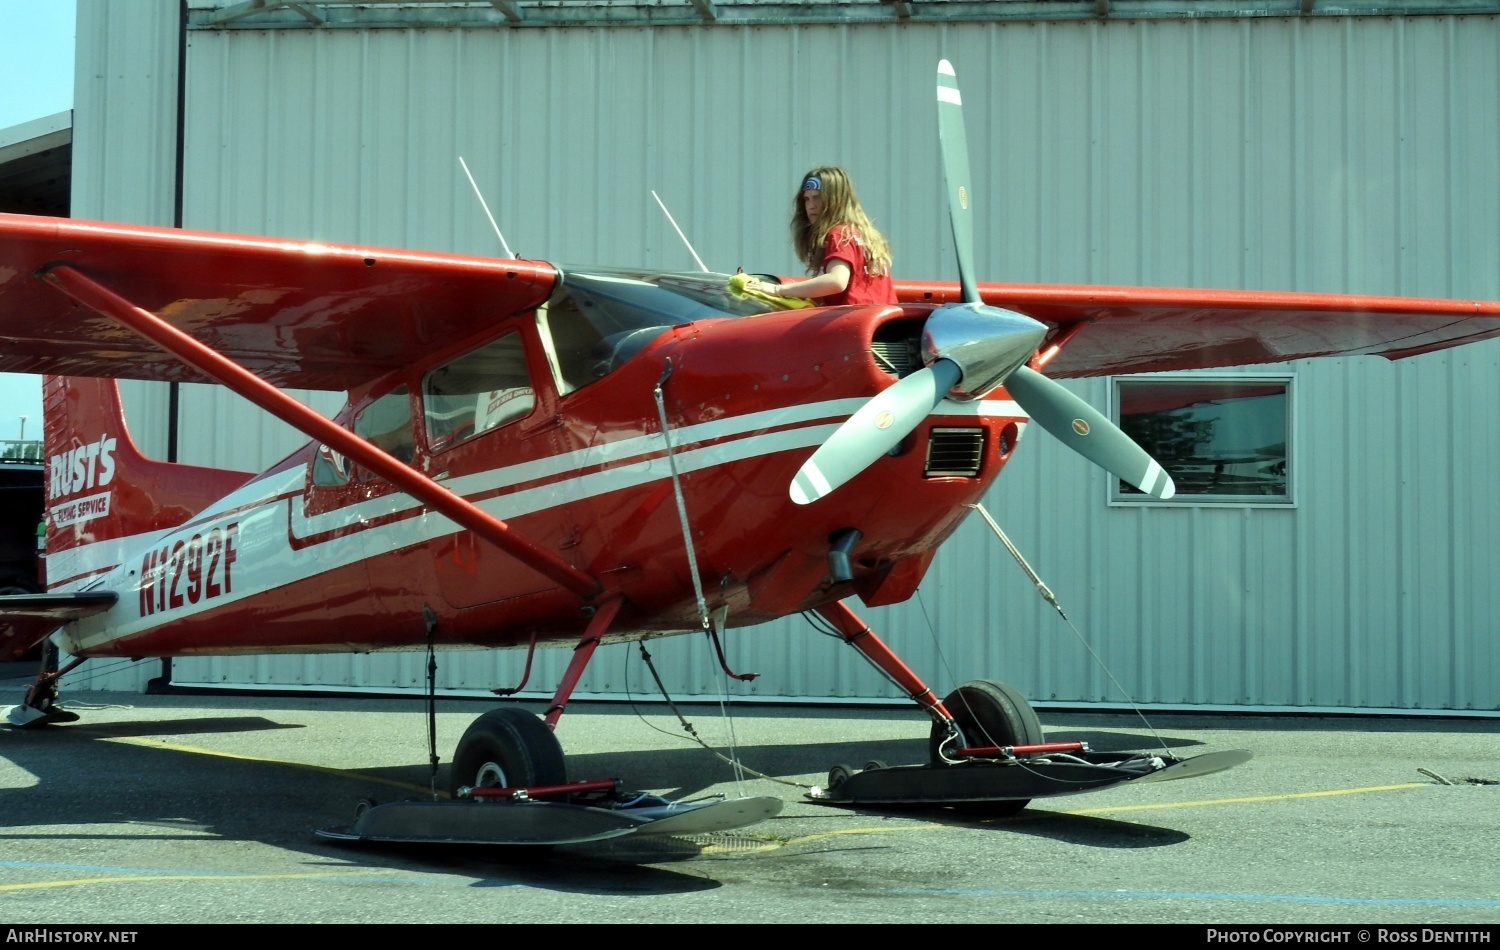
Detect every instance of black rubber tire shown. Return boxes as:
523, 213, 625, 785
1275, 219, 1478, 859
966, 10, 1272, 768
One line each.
930, 679, 1044, 759
0, 572, 44, 662
0, 570, 40, 597
928, 680, 1044, 817
827, 764, 855, 790
448, 707, 567, 799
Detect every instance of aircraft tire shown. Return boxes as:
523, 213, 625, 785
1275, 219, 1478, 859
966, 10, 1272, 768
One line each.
0, 570, 40, 596
449, 707, 567, 799
928, 679, 1044, 817
826, 764, 855, 791
0, 571, 44, 662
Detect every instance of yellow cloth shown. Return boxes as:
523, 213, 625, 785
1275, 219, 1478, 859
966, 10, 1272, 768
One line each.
728, 272, 815, 310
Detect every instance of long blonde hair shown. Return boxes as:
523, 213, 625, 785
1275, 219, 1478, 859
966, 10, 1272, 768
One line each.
791, 165, 893, 277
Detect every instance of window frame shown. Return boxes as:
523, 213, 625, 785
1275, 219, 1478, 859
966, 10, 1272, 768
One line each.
421, 330, 537, 454
1107, 371, 1296, 508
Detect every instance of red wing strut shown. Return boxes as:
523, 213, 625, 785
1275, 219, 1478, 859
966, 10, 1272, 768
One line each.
36, 260, 603, 602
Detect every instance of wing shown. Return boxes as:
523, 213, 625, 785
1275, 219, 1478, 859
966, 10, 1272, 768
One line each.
0, 214, 558, 390
894, 280, 1500, 378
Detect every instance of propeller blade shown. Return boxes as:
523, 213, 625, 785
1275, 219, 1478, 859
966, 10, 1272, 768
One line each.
937, 59, 980, 305
1005, 366, 1176, 499
934, 61, 1172, 499
790, 359, 964, 505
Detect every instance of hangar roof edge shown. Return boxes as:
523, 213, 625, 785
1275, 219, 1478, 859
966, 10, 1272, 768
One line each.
0, 112, 72, 219
192, 0, 1500, 31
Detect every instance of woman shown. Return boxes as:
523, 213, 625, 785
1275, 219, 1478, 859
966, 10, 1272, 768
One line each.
751, 166, 895, 306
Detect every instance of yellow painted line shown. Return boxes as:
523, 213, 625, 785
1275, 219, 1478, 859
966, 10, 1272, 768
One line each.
1059, 782, 1427, 815
696, 839, 784, 854
0, 871, 395, 894
77, 729, 436, 795
783, 824, 944, 846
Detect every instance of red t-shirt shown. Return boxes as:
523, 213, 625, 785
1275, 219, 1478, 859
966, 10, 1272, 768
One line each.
820, 224, 895, 306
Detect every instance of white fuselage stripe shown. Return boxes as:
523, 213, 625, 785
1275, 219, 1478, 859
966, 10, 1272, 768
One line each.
57, 396, 1025, 651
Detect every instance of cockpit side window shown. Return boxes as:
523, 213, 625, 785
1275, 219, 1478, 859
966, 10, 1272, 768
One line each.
536, 295, 605, 396
423, 332, 535, 452
313, 386, 415, 487
311, 442, 349, 487
353, 386, 415, 478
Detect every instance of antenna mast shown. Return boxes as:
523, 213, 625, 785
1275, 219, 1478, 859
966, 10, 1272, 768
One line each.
651, 190, 709, 273
458, 156, 516, 259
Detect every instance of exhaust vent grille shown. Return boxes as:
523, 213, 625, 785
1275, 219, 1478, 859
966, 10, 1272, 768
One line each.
870, 340, 916, 377
870, 321, 924, 377
925, 428, 985, 478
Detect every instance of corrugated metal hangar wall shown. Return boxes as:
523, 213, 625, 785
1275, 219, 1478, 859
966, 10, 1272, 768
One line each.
68, 1, 1500, 714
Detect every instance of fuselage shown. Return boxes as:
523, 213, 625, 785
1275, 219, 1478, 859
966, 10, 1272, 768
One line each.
53, 269, 1028, 658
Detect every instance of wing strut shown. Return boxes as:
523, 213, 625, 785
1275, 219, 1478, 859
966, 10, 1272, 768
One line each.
39, 263, 603, 601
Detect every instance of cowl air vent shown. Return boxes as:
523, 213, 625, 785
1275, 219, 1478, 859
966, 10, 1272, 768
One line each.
870, 320, 924, 377
925, 427, 985, 478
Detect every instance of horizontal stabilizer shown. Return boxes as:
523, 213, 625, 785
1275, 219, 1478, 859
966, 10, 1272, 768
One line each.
0, 591, 117, 660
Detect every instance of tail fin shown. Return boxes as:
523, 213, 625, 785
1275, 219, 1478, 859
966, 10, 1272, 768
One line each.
42, 376, 254, 590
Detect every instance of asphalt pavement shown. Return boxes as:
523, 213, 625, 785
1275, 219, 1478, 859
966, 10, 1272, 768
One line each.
1, 687, 1498, 925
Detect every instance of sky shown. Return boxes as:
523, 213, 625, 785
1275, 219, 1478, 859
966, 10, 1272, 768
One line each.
0, 1, 76, 443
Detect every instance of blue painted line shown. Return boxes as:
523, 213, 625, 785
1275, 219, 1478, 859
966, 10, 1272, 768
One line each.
0, 859, 509, 889
0, 859, 418, 883
889, 887, 1500, 907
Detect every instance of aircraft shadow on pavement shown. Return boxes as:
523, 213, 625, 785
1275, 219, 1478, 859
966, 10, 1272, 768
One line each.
818, 800, 1193, 849
0, 708, 1213, 877
314, 838, 730, 891
554, 727, 1208, 801
563, 737, 932, 798
0, 724, 741, 890
1002, 809, 1192, 847
72, 716, 305, 739
0, 721, 374, 839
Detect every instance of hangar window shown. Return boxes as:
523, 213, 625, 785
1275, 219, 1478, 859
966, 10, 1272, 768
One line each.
1110, 375, 1293, 506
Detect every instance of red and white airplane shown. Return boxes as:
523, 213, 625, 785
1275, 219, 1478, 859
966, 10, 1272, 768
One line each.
2, 62, 1498, 842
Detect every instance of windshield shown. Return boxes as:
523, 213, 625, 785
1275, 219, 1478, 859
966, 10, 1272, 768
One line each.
536, 268, 777, 394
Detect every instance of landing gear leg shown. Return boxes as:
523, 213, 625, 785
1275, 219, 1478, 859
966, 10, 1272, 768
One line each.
812, 602, 1050, 815
813, 601, 955, 726
449, 597, 624, 798
5, 642, 85, 728
801, 609, 1246, 812
542, 597, 623, 729
322, 595, 784, 846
